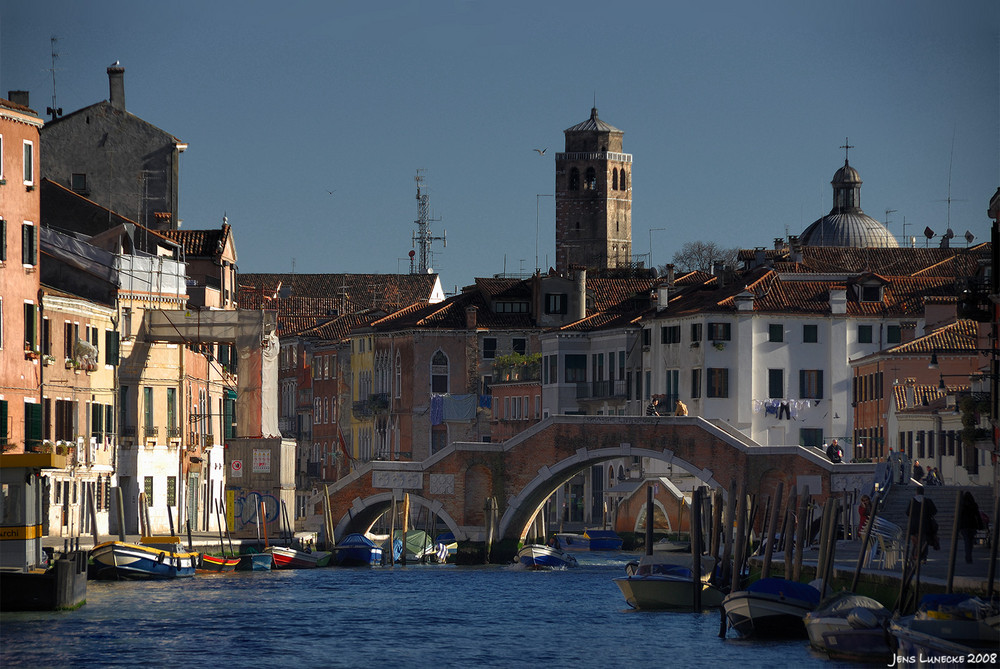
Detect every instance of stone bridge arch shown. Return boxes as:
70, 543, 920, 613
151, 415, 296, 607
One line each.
334, 491, 464, 541
498, 445, 720, 541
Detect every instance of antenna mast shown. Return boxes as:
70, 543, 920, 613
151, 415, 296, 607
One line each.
411, 169, 446, 274
46, 36, 63, 120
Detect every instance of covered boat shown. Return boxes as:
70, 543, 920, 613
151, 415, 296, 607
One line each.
265, 545, 332, 569
804, 591, 892, 662
333, 533, 384, 567
516, 544, 579, 569
614, 552, 724, 610
722, 577, 821, 638
889, 594, 1000, 663
389, 530, 440, 563
90, 537, 198, 580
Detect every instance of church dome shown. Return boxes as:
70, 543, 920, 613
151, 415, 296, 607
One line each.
799, 159, 898, 248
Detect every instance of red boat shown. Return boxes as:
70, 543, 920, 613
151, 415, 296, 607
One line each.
197, 554, 241, 573
265, 546, 332, 569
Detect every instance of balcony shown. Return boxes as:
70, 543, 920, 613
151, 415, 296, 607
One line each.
144, 426, 158, 438
369, 393, 390, 413
352, 400, 373, 419
122, 426, 136, 438
305, 461, 322, 478
556, 151, 632, 163
167, 426, 182, 439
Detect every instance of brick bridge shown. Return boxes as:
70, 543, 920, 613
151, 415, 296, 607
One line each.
328, 416, 874, 542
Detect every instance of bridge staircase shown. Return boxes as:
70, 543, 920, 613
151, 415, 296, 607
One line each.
876, 483, 994, 533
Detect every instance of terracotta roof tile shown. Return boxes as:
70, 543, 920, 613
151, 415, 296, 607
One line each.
887, 319, 979, 355
160, 224, 231, 257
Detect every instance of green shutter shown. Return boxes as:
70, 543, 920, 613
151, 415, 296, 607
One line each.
25, 402, 43, 448
105, 330, 120, 366
0, 400, 8, 446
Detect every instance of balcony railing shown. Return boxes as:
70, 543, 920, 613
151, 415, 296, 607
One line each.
144, 426, 158, 438
352, 400, 373, 418
122, 426, 136, 437
167, 426, 181, 438
305, 462, 322, 477
556, 151, 632, 163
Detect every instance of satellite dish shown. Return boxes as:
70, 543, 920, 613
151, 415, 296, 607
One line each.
923, 226, 935, 239
965, 230, 975, 244
944, 228, 954, 239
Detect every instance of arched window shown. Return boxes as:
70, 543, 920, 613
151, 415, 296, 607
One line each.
395, 351, 402, 398
585, 167, 597, 190
621, 170, 627, 190
612, 168, 618, 190
569, 167, 580, 191
431, 350, 449, 393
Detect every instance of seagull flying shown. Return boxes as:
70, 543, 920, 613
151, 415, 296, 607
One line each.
533, 148, 547, 156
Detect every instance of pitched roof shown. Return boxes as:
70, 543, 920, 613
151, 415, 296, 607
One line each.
887, 319, 979, 355
240, 272, 437, 309
160, 224, 231, 258
759, 244, 990, 276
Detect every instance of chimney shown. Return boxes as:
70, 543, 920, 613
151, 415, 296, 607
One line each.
465, 306, 478, 329
666, 264, 675, 287
574, 267, 587, 321
904, 378, 916, 408
7, 90, 30, 108
900, 321, 917, 344
735, 290, 754, 312
108, 66, 125, 111
656, 283, 669, 311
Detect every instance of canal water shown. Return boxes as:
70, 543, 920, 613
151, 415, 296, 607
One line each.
2, 552, 854, 668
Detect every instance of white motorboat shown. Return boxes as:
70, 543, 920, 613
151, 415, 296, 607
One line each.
722, 577, 821, 638
614, 552, 723, 610
516, 544, 578, 569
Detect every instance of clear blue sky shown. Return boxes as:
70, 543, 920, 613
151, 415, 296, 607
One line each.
3, 1, 998, 293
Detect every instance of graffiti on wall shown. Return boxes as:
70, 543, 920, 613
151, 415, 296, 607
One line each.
227, 489, 281, 529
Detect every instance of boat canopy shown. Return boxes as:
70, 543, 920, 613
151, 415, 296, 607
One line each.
747, 578, 821, 606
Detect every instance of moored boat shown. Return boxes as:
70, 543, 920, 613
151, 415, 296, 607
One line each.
889, 594, 1000, 665
804, 591, 893, 662
236, 552, 273, 571
613, 552, 724, 610
265, 545, 332, 569
90, 537, 198, 580
333, 533, 384, 567
722, 577, 821, 638
197, 554, 241, 573
554, 529, 623, 552
516, 544, 578, 569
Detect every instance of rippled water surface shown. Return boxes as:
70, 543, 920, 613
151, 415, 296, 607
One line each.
2, 553, 848, 668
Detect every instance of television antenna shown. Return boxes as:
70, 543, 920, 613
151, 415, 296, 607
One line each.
411, 170, 446, 274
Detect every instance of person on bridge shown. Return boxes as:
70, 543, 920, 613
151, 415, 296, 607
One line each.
858, 495, 872, 534
675, 399, 688, 416
906, 485, 939, 562
646, 397, 661, 416
957, 492, 984, 564
912, 460, 925, 483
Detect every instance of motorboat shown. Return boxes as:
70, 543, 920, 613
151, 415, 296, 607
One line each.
90, 536, 198, 580
889, 594, 1000, 662
555, 529, 623, 552
614, 552, 724, 610
804, 591, 893, 662
516, 544, 579, 569
236, 552, 273, 571
265, 545, 333, 569
722, 577, 821, 638
333, 533, 384, 567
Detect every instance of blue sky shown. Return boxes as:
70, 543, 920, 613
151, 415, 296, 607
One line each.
3, 1, 997, 293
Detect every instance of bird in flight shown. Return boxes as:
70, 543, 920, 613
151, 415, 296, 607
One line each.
533, 148, 547, 156
327, 190, 336, 195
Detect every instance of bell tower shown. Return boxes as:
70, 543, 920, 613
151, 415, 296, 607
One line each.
554, 108, 632, 272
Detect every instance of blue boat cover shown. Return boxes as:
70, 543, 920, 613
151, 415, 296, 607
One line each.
337, 533, 376, 548
584, 530, 619, 540
917, 593, 978, 611
747, 578, 821, 605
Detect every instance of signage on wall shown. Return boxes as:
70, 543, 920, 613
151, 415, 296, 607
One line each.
230, 459, 243, 478
252, 449, 270, 473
